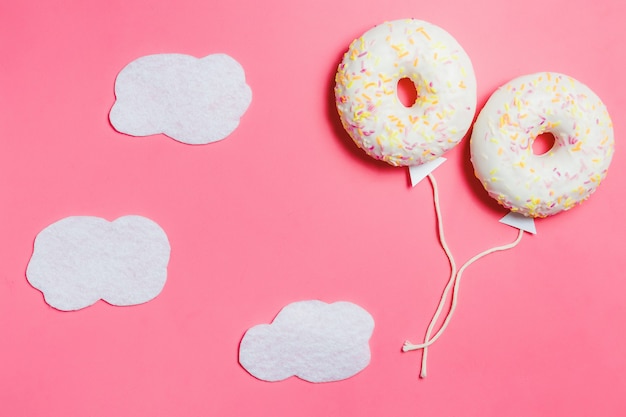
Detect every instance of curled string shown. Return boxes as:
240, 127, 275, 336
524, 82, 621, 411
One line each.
403, 173, 525, 378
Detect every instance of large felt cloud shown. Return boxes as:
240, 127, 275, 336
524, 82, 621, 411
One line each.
239, 300, 375, 383
109, 53, 252, 145
26, 216, 171, 311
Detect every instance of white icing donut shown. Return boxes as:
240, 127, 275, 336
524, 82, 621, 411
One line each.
334, 19, 477, 167
470, 72, 614, 218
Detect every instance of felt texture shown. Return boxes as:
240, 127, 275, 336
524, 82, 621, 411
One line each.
26, 215, 171, 311
239, 300, 375, 383
109, 53, 252, 145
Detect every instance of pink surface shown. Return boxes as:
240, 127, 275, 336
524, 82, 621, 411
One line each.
1, 0, 624, 416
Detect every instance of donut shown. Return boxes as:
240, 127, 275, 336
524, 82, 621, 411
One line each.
470, 72, 614, 218
334, 19, 477, 167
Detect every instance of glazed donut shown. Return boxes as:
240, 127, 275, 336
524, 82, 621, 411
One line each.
470, 72, 614, 218
334, 19, 477, 167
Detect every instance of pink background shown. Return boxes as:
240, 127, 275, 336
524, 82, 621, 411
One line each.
1, 0, 625, 416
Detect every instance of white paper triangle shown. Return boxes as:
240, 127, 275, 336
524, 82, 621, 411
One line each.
409, 157, 446, 187
499, 212, 537, 234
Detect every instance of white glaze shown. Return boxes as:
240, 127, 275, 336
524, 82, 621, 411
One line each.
335, 19, 477, 167
471, 72, 614, 218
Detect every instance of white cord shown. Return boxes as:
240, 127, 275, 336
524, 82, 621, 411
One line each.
402, 173, 525, 378
414, 174, 457, 378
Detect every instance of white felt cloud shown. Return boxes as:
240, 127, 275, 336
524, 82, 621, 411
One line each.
239, 300, 375, 383
109, 53, 252, 145
26, 216, 171, 311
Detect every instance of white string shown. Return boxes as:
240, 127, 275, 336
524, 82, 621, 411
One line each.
402, 173, 525, 377
414, 173, 457, 378
403, 228, 524, 349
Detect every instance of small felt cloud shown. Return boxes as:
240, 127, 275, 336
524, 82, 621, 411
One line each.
239, 300, 375, 383
109, 53, 252, 145
26, 216, 171, 311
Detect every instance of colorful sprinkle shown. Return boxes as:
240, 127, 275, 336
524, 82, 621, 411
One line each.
470, 72, 614, 218
334, 19, 476, 167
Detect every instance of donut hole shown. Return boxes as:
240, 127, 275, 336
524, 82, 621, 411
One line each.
397, 77, 419, 107
532, 132, 556, 155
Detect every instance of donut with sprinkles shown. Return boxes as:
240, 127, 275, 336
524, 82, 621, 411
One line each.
470, 72, 614, 218
334, 19, 477, 167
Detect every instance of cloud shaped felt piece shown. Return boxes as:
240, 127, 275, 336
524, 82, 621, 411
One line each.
26, 216, 171, 311
239, 300, 375, 383
110, 53, 252, 145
